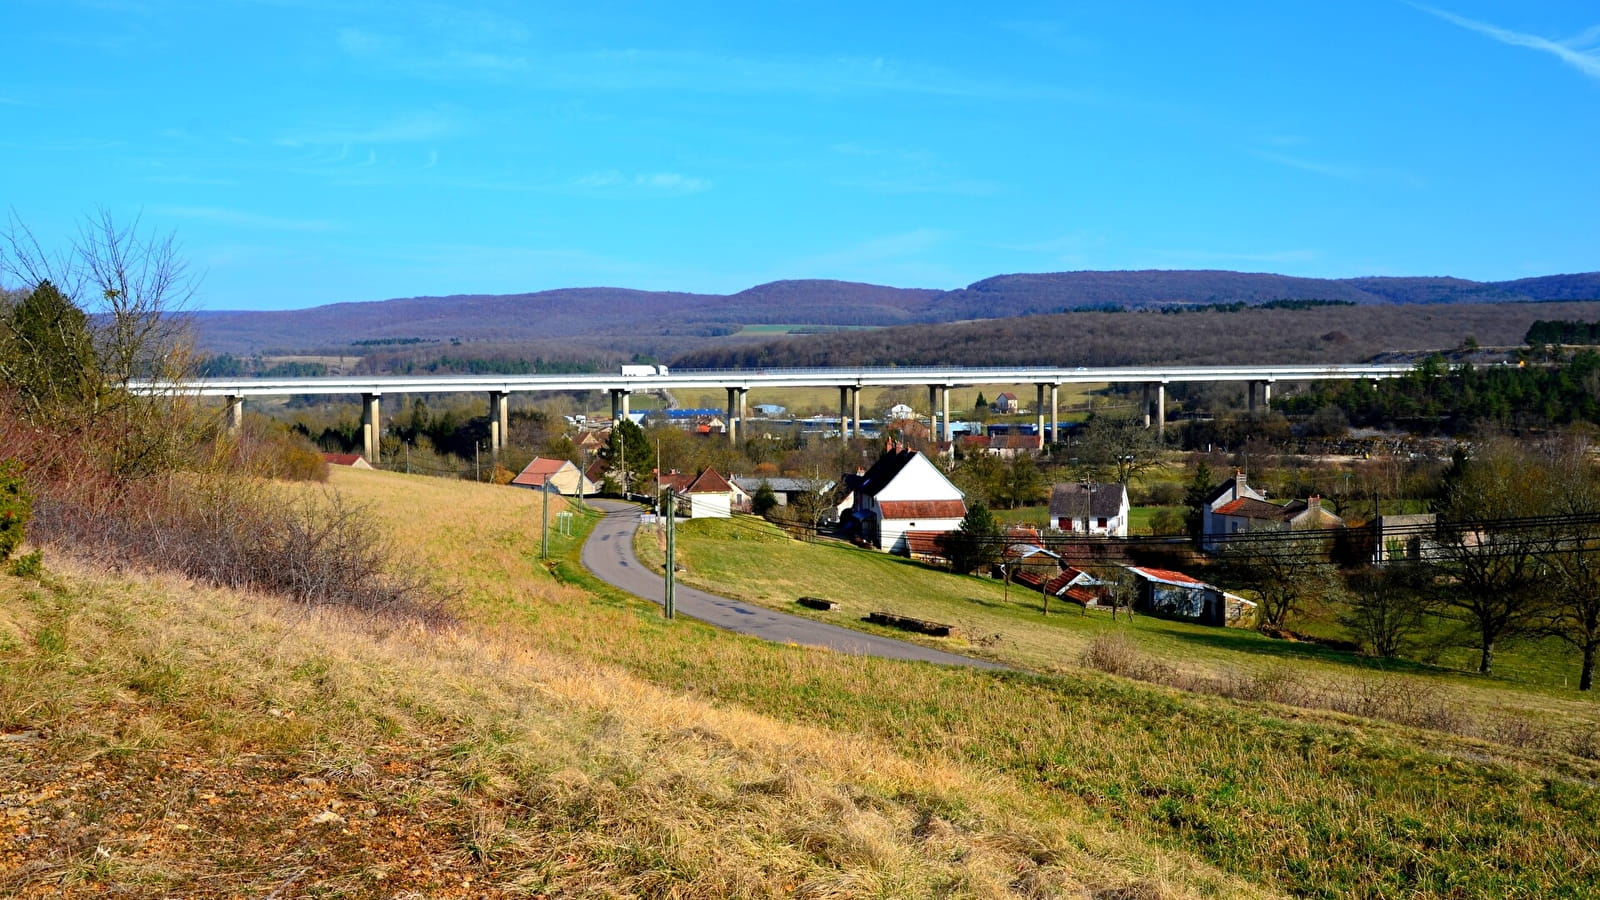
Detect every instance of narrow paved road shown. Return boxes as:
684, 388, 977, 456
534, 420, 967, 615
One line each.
581, 500, 1008, 670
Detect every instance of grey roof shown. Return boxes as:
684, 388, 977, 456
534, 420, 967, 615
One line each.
1049, 482, 1127, 521
730, 475, 835, 494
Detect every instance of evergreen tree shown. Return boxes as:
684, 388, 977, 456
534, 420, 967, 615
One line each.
945, 501, 1002, 574
752, 481, 779, 517
1183, 461, 1215, 539
599, 419, 655, 493
0, 281, 100, 423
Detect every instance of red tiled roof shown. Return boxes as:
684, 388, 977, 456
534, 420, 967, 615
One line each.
1063, 586, 1101, 606
990, 434, 1041, 451
322, 453, 366, 466
1128, 566, 1208, 586
903, 530, 950, 558
1214, 497, 1295, 520
511, 457, 568, 487
658, 470, 694, 492
685, 467, 732, 494
879, 499, 967, 520
1013, 570, 1045, 589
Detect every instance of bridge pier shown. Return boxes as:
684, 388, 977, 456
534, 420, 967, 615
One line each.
488, 391, 509, 453
1142, 384, 1152, 428
941, 386, 951, 443
851, 387, 861, 439
1049, 383, 1059, 446
1156, 382, 1167, 439
1248, 380, 1273, 413
361, 393, 381, 464
726, 387, 747, 444
611, 389, 631, 424
224, 395, 243, 435
1035, 383, 1048, 449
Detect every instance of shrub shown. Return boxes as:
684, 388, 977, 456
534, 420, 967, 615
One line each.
0, 459, 30, 563
752, 482, 779, 518
7, 550, 41, 578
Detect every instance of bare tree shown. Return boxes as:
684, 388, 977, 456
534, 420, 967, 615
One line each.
1339, 563, 1434, 657
2, 210, 202, 474
1216, 530, 1338, 631
1543, 438, 1600, 690
1071, 413, 1165, 487
1431, 438, 1558, 675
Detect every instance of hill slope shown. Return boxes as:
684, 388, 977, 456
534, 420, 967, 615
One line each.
189, 270, 1600, 359
674, 300, 1600, 369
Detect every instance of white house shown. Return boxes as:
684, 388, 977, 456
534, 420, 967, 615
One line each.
1048, 481, 1130, 536
662, 467, 734, 518
1202, 472, 1343, 553
845, 447, 966, 554
886, 402, 917, 421
510, 457, 598, 496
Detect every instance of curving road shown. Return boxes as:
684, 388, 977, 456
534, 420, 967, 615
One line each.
580, 500, 1007, 670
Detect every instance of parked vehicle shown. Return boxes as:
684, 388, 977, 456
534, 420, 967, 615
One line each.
620, 364, 669, 376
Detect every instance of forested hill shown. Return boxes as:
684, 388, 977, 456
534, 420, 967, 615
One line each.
188, 270, 1600, 357
190, 280, 938, 354
671, 301, 1600, 370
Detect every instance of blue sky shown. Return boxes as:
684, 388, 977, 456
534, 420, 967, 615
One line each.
4, 1, 1598, 310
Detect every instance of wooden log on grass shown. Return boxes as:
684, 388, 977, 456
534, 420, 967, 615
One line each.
866, 611, 956, 637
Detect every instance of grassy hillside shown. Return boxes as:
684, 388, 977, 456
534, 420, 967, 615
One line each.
6, 469, 1600, 898
640, 516, 1600, 719
0, 472, 1250, 898
672, 301, 1600, 370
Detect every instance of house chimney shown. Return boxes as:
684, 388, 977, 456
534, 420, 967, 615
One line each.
1308, 495, 1321, 513
1235, 470, 1247, 496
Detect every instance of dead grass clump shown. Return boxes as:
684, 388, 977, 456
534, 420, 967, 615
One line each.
1078, 629, 1583, 756
1081, 634, 1175, 683
30, 475, 444, 623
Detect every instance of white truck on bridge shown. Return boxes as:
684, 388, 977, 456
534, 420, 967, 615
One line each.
620, 364, 669, 376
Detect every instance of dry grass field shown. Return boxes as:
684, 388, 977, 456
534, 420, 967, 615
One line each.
1, 470, 1258, 898
5, 468, 1600, 898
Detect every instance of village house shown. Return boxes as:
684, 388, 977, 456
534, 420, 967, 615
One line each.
1201, 472, 1344, 552
1125, 566, 1256, 627
321, 453, 373, 470
659, 467, 736, 518
510, 457, 597, 496
991, 392, 1020, 414
842, 445, 967, 555
729, 475, 835, 510
1049, 481, 1130, 536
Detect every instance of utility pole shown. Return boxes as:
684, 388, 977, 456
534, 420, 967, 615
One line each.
474, 441, 481, 482
663, 491, 676, 619
540, 480, 551, 560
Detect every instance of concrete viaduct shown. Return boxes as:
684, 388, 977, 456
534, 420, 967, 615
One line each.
140, 364, 1417, 464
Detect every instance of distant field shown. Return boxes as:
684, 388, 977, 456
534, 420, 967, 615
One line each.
733, 324, 882, 336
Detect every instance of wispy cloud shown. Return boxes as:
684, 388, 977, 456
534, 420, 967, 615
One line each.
335, 25, 1081, 101
1250, 149, 1366, 182
276, 109, 462, 148
1412, 4, 1600, 81
152, 206, 338, 232
568, 171, 712, 195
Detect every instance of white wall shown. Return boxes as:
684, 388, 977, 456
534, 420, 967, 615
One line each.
882, 516, 965, 553
874, 454, 963, 502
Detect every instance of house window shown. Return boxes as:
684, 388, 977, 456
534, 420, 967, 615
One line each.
1097, 517, 1107, 529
